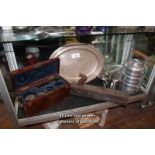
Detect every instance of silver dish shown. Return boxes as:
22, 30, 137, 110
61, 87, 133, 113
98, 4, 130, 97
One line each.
11, 27, 50, 41
35, 26, 66, 37
13, 26, 34, 33
13, 26, 29, 31
49, 44, 104, 84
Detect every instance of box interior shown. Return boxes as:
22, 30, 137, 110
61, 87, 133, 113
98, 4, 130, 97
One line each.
11, 59, 60, 89
20, 77, 66, 102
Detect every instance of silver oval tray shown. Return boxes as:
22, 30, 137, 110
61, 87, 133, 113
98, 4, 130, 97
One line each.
49, 44, 104, 84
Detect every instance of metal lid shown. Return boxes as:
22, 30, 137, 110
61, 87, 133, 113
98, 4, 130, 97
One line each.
49, 44, 104, 84
124, 59, 145, 72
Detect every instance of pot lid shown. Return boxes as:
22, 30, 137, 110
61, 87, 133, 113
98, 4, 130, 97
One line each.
124, 59, 145, 72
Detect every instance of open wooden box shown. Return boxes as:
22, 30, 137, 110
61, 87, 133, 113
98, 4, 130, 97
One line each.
10, 59, 70, 117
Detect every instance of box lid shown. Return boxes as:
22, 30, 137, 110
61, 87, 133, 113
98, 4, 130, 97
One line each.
10, 58, 60, 89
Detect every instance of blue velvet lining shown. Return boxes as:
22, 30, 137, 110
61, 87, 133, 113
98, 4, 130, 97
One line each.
13, 61, 59, 89
20, 77, 65, 102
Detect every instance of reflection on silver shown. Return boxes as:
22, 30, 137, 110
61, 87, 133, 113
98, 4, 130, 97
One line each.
99, 64, 123, 89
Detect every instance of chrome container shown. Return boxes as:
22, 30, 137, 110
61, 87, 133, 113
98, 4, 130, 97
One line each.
121, 80, 140, 95
121, 59, 145, 94
122, 74, 141, 85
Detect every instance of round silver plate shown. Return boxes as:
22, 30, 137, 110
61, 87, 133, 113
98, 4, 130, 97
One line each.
49, 44, 104, 84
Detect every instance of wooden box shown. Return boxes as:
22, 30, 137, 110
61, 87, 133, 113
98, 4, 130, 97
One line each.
10, 58, 70, 117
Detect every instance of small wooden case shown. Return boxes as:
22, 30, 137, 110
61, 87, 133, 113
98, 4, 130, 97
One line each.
10, 58, 70, 117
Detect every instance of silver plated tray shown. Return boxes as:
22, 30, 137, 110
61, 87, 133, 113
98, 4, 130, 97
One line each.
49, 44, 104, 84
35, 26, 66, 37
